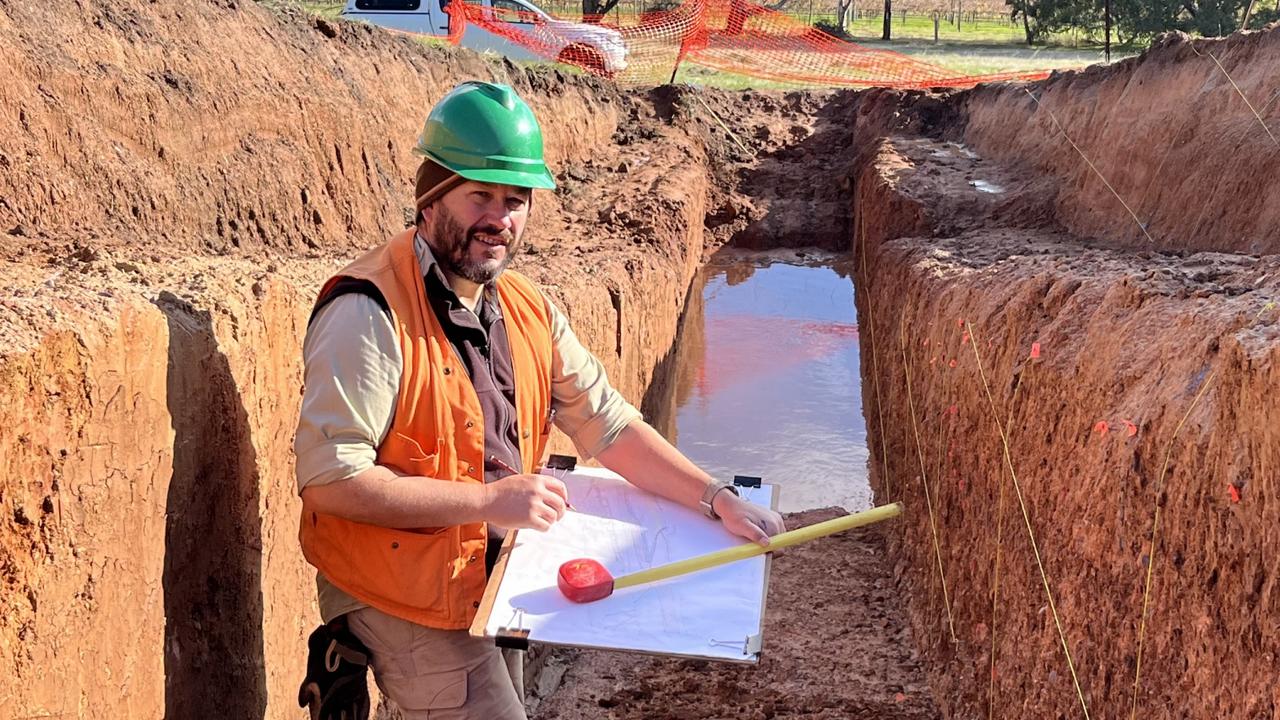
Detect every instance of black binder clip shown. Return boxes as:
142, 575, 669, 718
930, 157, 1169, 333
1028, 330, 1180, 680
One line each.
732, 475, 762, 488
544, 454, 577, 472
495, 607, 530, 651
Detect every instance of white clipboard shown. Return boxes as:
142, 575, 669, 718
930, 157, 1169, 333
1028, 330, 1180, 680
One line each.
470, 467, 776, 663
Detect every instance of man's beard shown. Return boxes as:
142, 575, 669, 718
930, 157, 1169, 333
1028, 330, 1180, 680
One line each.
427, 206, 519, 285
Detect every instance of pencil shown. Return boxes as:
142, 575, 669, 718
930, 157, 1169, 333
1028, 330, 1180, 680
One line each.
488, 454, 575, 511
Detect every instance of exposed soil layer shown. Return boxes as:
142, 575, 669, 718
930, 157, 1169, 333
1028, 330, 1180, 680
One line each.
0, 3, 712, 717
653, 86, 861, 252
0, 2, 618, 267
534, 509, 940, 720
958, 29, 1280, 255
4, 1, 1277, 718
849, 26, 1280, 720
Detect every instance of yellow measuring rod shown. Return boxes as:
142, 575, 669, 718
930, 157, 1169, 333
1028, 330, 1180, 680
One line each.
558, 502, 904, 602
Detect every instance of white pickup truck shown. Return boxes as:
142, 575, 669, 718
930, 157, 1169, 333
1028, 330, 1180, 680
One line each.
340, 0, 629, 75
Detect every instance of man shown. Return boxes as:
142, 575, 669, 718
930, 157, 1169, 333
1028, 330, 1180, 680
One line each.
294, 81, 785, 720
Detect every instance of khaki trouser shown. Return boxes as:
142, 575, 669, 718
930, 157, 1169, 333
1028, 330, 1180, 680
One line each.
348, 607, 526, 719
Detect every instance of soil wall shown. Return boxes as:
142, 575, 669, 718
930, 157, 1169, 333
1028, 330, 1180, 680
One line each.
0, 2, 707, 717
960, 29, 1280, 254
0, 1, 617, 262
851, 27, 1280, 720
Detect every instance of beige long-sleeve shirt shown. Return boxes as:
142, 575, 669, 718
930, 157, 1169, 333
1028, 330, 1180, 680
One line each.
295, 235, 641, 620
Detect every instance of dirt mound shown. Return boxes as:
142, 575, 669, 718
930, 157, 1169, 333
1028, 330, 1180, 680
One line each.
0, 1, 624, 265
959, 29, 1280, 254
850, 26, 1280, 720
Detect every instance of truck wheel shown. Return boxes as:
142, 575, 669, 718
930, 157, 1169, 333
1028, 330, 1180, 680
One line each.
557, 43, 611, 78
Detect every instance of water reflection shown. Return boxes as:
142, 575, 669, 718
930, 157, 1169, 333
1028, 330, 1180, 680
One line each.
650, 250, 870, 513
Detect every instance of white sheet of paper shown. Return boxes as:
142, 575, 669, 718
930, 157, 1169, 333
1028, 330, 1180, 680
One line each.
481, 467, 775, 662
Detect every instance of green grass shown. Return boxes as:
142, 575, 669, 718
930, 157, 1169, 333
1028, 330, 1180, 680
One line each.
672, 63, 822, 90
833, 12, 1146, 55
859, 16, 1023, 44
865, 40, 1131, 75
824, 12, 1032, 43
296, 1, 345, 16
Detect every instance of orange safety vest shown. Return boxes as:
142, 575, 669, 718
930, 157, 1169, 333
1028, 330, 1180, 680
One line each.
300, 229, 553, 629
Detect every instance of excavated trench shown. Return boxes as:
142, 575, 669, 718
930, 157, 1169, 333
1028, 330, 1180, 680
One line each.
536, 31, 1280, 719
843, 31, 1280, 719
666, 251, 870, 514
1, 2, 1277, 719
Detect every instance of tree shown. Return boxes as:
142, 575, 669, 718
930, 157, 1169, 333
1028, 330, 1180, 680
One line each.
1007, 0, 1046, 43
1253, 4, 1280, 24
1180, 0, 1251, 35
883, 0, 892, 38
1111, 0, 1184, 41
1006, 0, 1097, 43
1118, 0, 1255, 37
836, 0, 854, 31
1004, 0, 1261, 44
1240, 0, 1257, 27
582, 0, 621, 21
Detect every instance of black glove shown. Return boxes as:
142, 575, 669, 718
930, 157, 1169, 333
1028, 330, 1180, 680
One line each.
298, 616, 372, 720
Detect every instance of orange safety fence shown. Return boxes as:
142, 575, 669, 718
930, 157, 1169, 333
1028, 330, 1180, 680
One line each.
445, 0, 1049, 88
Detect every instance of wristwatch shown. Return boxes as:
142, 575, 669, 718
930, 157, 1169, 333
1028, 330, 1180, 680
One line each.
699, 481, 739, 520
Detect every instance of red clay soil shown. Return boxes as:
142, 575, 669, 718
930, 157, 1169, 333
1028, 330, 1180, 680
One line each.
959, 29, 1280, 255
0, 2, 719, 717
650, 86, 863, 253
533, 509, 940, 720
5, 0, 1275, 718
847, 26, 1280, 720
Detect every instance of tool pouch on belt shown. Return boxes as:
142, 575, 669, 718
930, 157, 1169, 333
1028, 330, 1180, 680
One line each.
298, 616, 371, 720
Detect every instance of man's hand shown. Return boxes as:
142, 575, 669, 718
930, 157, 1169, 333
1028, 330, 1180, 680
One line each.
713, 491, 786, 547
483, 473, 570, 530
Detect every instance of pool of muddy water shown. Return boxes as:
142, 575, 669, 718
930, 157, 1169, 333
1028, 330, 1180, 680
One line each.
668, 251, 871, 513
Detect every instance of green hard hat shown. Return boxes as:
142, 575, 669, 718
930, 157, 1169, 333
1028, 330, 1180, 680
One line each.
413, 81, 555, 190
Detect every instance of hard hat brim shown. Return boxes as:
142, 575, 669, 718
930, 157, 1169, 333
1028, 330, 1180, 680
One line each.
455, 166, 557, 190
418, 147, 556, 190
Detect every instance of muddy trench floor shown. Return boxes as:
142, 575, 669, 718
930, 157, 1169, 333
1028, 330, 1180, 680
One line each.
531, 508, 940, 720
524, 87, 936, 720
